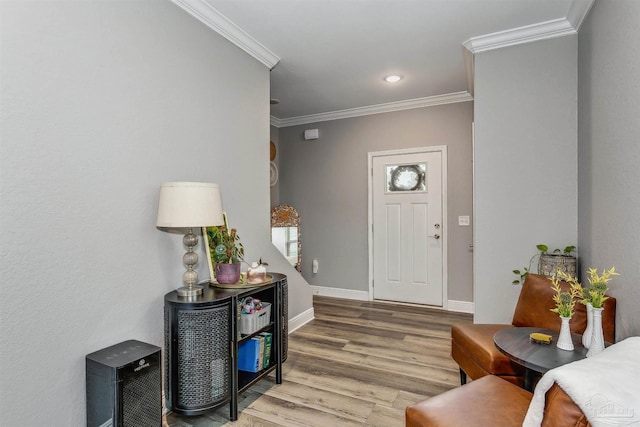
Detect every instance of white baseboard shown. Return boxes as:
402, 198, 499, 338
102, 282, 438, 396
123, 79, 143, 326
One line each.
311, 285, 370, 301
288, 307, 315, 334
447, 299, 474, 314
311, 285, 474, 314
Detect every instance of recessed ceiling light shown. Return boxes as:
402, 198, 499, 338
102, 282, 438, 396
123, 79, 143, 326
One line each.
384, 75, 402, 83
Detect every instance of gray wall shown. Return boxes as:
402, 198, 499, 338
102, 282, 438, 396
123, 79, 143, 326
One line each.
270, 125, 280, 208
0, 1, 311, 424
473, 36, 578, 323
278, 103, 474, 302
578, 0, 640, 340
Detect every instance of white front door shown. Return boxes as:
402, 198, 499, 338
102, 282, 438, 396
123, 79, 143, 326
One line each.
371, 149, 444, 306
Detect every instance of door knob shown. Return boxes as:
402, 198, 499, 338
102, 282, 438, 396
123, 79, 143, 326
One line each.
428, 234, 440, 240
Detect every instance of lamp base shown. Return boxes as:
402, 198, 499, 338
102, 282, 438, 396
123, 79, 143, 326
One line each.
176, 285, 203, 297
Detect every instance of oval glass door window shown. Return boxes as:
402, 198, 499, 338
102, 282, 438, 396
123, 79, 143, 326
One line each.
386, 164, 426, 192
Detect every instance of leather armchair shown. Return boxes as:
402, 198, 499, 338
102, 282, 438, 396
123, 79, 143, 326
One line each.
451, 274, 616, 386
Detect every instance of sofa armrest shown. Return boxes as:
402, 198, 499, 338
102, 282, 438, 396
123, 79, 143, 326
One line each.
541, 383, 590, 427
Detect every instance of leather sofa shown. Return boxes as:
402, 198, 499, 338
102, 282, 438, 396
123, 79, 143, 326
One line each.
405, 375, 589, 427
451, 274, 616, 386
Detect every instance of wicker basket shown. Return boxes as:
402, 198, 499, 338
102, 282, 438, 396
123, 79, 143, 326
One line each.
538, 254, 577, 278
239, 303, 271, 336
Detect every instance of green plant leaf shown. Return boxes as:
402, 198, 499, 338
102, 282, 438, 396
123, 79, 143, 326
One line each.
536, 244, 548, 253
564, 246, 576, 254
513, 269, 521, 274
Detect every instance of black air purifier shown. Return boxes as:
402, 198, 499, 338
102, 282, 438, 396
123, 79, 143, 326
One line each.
86, 340, 161, 427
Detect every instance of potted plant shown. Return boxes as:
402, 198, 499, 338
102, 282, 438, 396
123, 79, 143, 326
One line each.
537, 244, 577, 278
513, 244, 576, 284
206, 214, 244, 284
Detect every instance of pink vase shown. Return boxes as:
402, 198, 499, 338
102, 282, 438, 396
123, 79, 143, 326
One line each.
215, 262, 241, 284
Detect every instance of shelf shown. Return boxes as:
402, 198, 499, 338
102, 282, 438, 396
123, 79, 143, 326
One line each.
238, 364, 277, 392
239, 322, 275, 343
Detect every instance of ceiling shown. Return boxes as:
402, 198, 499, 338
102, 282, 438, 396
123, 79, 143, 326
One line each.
174, 0, 590, 125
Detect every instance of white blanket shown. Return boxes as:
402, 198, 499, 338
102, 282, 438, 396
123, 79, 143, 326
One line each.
523, 336, 640, 427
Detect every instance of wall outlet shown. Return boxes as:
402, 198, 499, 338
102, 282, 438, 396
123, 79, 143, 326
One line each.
458, 215, 470, 226
312, 259, 319, 274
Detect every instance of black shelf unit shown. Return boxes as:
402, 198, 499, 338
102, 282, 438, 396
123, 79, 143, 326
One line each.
164, 273, 287, 421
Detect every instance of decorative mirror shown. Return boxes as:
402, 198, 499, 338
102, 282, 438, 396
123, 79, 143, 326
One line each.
270, 204, 301, 272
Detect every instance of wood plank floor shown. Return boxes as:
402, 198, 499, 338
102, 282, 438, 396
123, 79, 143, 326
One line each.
164, 296, 473, 427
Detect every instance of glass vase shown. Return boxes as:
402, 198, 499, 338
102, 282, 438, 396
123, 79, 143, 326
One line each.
582, 302, 594, 349
557, 316, 574, 351
587, 307, 605, 357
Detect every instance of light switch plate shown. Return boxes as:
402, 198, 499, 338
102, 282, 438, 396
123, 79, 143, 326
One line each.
458, 215, 470, 226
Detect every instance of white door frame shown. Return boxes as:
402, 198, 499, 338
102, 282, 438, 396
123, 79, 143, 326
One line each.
367, 146, 448, 308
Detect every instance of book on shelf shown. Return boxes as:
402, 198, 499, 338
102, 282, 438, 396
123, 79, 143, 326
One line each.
238, 332, 274, 373
238, 338, 261, 373
256, 335, 265, 370
259, 332, 272, 368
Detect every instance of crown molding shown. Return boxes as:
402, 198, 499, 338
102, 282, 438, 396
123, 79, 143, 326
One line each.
172, 0, 280, 69
463, 0, 594, 54
270, 115, 283, 128
463, 18, 575, 54
566, 0, 596, 31
271, 92, 473, 128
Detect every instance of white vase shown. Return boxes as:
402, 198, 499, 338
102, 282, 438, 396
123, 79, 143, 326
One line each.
557, 316, 574, 351
587, 307, 605, 357
582, 303, 594, 349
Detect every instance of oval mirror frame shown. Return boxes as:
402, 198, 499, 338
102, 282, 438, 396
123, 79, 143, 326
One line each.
270, 204, 301, 272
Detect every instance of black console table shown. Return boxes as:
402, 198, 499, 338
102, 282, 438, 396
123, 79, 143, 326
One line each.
164, 273, 287, 420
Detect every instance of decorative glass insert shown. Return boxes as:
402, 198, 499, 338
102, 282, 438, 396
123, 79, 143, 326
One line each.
286, 227, 298, 258
386, 163, 426, 192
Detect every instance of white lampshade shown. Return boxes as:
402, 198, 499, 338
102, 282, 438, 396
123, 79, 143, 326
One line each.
156, 182, 224, 228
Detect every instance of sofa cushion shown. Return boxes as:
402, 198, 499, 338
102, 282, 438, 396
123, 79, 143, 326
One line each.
512, 274, 616, 343
405, 375, 532, 427
451, 324, 522, 376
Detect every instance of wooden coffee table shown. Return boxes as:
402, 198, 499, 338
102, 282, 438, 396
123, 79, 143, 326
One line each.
494, 327, 587, 391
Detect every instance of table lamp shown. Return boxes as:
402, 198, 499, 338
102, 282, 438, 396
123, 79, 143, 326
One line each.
157, 182, 224, 297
